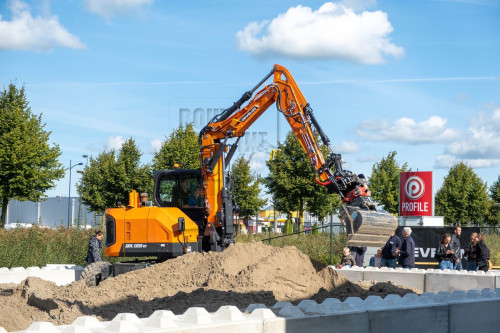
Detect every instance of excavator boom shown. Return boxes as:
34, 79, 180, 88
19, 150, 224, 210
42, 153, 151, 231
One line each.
199, 64, 397, 248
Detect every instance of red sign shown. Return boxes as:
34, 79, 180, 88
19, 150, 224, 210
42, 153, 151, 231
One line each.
399, 171, 432, 216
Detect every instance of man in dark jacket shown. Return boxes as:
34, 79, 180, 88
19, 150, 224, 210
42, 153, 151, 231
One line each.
382, 231, 401, 268
399, 227, 415, 268
86, 230, 103, 264
349, 246, 368, 267
450, 226, 462, 270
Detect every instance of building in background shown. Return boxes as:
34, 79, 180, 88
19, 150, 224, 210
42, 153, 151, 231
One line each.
5, 197, 101, 228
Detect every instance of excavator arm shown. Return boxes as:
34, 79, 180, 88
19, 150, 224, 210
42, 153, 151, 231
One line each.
199, 64, 397, 248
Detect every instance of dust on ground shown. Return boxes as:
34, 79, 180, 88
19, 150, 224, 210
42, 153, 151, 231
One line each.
0, 242, 420, 331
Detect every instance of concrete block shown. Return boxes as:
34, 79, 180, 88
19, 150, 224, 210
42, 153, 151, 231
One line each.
214, 306, 246, 321
449, 298, 500, 333
364, 269, 425, 292
321, 298, 341, 309
297, 300, 328, 315
249, 308, 276, 320
322, 301, 353, 314
71, 316, 104, 328
0, 267, 28, 284
245, 303, 268, 313
271, 301, 293, 310
143, 310, 178, 329
103, 320, 140, 333
61, 326, 92, 333
266, 311, 370, 333
425, 271, 496, 292
25, 322, 60, 333
369, 304, 449, 333
278, 306, 304, 318
329, 266, 364, 281
182, 307, 213, 325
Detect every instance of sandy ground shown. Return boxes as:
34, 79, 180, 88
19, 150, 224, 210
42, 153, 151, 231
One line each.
0, 242, 420, 331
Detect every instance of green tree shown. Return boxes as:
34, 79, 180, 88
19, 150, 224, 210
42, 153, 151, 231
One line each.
369, 151, 410, 214
435, 162, 490, 225
264, 132, 319, 233
306, 144, 342, 228
77, 138, 152, 212
231, 156, 267, 220
153, 123, 199, 170
0, 84, 64, 228
487, 175, 500, 225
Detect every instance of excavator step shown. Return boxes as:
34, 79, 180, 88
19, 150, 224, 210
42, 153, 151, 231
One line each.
342, 207, 398, 248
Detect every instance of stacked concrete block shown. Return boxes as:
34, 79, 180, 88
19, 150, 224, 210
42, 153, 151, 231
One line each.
4, 290, 500, 333
425, 270, 496, 293
0, 267, 29, 284
330, 266, 499, 292
0, 265, 83, 286
336, 266, 364, 281
364, 267, 426, 291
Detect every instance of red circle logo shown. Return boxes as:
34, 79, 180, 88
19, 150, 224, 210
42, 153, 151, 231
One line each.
405, 176, 425, 200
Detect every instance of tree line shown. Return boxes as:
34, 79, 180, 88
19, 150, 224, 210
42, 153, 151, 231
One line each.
0, 84, 498, 228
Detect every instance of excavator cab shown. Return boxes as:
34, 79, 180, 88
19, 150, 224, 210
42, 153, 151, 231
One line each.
153, 169, 206, 226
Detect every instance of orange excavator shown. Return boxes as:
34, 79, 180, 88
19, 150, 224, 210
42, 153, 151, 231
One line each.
81, 64, 397, 286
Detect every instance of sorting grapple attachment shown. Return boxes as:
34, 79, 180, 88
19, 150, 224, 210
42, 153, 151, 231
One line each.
341, 206, 398, 248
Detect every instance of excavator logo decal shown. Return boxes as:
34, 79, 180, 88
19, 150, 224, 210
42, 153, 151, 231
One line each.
405, 176, 425, 200
241, 105, 259, 122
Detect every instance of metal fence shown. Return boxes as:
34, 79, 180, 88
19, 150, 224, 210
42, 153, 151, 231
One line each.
6, 197, 101, 228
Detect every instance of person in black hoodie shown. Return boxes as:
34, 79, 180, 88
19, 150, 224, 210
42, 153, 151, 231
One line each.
399, 227, 415, 268
475, 233, 490, 272
435, 233, 455, 270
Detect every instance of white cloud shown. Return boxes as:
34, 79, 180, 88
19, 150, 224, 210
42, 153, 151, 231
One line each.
0, 0, 86, 51
236, 2, 404, 64
85, 0, 154, 20
247, 151, 268, 172
150, 138, 162, 154
434, 155, 500, 169
443, 109, 500, 159
357, 116, 461, 144
107, 136, 126, 151
333, 140, 360, 154
434, 109, 500, 169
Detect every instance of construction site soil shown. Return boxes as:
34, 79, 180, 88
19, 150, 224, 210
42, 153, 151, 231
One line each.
0, 242, 420, 332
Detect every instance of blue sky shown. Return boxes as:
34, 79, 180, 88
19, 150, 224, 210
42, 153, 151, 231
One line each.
1, 0, 499, 200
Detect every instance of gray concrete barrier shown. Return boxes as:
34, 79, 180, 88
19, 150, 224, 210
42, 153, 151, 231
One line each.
3, 289, 499, 333
333, 266, 500, 292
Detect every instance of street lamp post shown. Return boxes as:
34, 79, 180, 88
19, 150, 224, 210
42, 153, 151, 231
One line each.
68, 160, 83, 228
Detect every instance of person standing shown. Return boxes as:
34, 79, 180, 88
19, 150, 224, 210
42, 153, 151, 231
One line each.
450, 226, 462, 270
86, 230, 104, 264
381, 231, 401, 268
464, 232, 478, 271
475, 233, 490, 272
349, 246, 367, 267
435, 233, 455, 270
399, 227, 415, 268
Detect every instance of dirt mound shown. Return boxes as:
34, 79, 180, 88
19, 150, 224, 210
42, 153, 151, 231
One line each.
0, 242, 419, 331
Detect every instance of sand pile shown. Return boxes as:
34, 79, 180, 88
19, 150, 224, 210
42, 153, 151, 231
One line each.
0, 242, 419, 331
